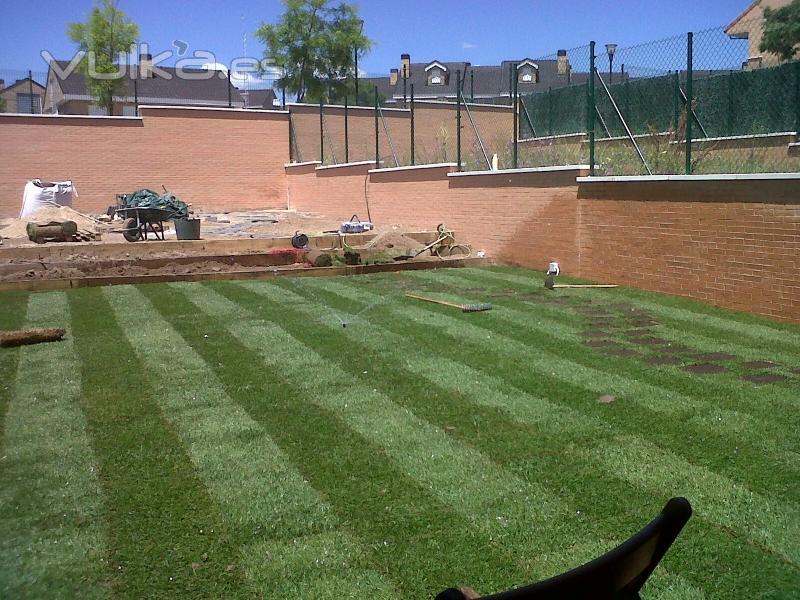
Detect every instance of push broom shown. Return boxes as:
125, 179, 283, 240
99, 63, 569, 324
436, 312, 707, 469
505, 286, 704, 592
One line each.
405, 293, 492, 312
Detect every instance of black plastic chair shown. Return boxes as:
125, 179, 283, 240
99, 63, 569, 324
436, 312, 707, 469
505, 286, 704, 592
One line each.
436, 497, 692, 600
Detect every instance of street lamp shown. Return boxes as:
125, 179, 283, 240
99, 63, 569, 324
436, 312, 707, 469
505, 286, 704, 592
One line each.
354, 19, 364, 105
605, 43, 617, 84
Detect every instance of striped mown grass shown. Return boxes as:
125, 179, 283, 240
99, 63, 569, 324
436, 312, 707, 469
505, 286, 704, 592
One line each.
1, 266, 798, 599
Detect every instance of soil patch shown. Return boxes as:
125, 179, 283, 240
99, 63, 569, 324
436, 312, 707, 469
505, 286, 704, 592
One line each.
659, 344, 692, 354
583, 330, 611, 338
585, 340, 617, 348
684, 363, 727, 375
608, 348, 640, 358
645, 356, 682, 366
742, 373, 787, 384
692, 352, 737, 361
624, 329, 654, 338
741, 360, 780, 369
636, 337, 669, 346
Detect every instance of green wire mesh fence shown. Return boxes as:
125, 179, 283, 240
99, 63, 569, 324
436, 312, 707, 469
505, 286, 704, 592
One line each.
287, 15, 799, 175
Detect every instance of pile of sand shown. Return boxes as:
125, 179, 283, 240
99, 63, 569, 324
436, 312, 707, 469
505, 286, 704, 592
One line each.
0, 205, 99, 239
361, 230, 425, 252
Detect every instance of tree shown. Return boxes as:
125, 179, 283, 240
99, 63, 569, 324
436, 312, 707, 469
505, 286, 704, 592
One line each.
68, 0, 139, 115
309, 78, 384, 105
760, 0, 800, 61
0, 97, 6, 113
255, 0, 371, 103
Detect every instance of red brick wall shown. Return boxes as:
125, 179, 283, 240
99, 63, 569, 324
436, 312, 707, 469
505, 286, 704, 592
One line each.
287, 161, 374, 219
287, 164, 800, 322
0, 107, 288, 217
289, 163, 584, 272
576, 179, 800, 322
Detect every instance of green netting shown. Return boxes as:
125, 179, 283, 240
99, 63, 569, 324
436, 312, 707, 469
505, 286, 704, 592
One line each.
522, 61, 799, 141
118, 189, 189, 219
521, 85, 587, 138
693, 63, 798, 136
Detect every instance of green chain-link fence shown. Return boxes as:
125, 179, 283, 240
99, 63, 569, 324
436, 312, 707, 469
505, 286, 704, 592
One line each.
288, 14, 799, 175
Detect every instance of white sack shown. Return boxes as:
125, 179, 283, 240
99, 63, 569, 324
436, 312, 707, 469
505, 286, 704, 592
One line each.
20, 179, 78, 218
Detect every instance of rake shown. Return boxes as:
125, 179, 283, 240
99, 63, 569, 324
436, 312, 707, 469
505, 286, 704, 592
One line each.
405, 293, 492, 312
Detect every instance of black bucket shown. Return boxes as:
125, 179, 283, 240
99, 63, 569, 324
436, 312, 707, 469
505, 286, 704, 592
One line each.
291, 231, 309, 248
174, 218, 201, 240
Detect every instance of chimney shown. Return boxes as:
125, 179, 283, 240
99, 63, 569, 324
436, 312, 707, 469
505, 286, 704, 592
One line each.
557, 49, 569, 76
401, 53, 411, 78
139, 53, 153, 78
390, 68, 399, 86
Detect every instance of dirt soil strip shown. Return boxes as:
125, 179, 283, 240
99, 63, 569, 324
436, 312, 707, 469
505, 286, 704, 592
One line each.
0, 257, 491, 293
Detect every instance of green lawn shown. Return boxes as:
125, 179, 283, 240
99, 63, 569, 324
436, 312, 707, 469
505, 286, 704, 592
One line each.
1, 266, 798, 599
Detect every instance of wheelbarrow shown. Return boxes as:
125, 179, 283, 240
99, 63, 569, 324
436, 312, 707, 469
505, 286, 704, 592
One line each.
114, 206, 176, 242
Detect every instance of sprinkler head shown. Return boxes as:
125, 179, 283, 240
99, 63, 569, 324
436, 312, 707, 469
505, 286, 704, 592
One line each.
342, 323, 348, 328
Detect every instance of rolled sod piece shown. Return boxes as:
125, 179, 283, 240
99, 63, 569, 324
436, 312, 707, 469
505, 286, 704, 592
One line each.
0, 328, 66, 348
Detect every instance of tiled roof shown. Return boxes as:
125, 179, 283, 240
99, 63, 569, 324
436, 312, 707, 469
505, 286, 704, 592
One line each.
49, 60, 243, 106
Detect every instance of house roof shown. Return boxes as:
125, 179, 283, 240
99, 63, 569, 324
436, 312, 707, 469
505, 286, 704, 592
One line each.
48, 60, 244, 106
725, 1, 760, 33
0, 78, 46, 94
241, 88, 277, 108
393, 58, 583, 99
362, 76, 394, 99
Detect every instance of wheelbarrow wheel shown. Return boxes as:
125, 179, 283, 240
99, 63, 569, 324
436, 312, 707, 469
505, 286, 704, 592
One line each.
122, 218, 141, 242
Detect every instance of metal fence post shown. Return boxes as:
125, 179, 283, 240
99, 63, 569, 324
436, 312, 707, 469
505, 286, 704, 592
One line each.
410, 84, 415, 165
588, 41, 596, 176
134, 77, 139, 116
354, 46, 359, 106
513, 65, 519, 169
685, 32, 693, 175
673, 71, 680, 131
288, 110, 294, 163
727, 70, 734, 136
227, 70, 232, 108
28, 70, 34, 113
344, 96, 349, 163
319, 101, 324, 163
470, 70, 474, 103
456, 70, 462, 171
794, 61, 800, 135
548, 86, 553, 136
403, 66, 407, 107
508, 64, 513, 106
374, 85, 379, 165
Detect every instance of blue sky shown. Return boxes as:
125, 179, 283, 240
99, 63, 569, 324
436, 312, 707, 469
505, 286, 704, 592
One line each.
2, 0, 748, 76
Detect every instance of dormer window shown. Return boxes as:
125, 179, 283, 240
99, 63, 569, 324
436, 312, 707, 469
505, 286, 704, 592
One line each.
517, 61, 539, 84
425, 61, 448, 86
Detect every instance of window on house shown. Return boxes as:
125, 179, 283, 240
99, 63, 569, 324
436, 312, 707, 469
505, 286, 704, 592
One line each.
16, 93, 42, 114
428, 68, 444, 85
519, 67, 538, 83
